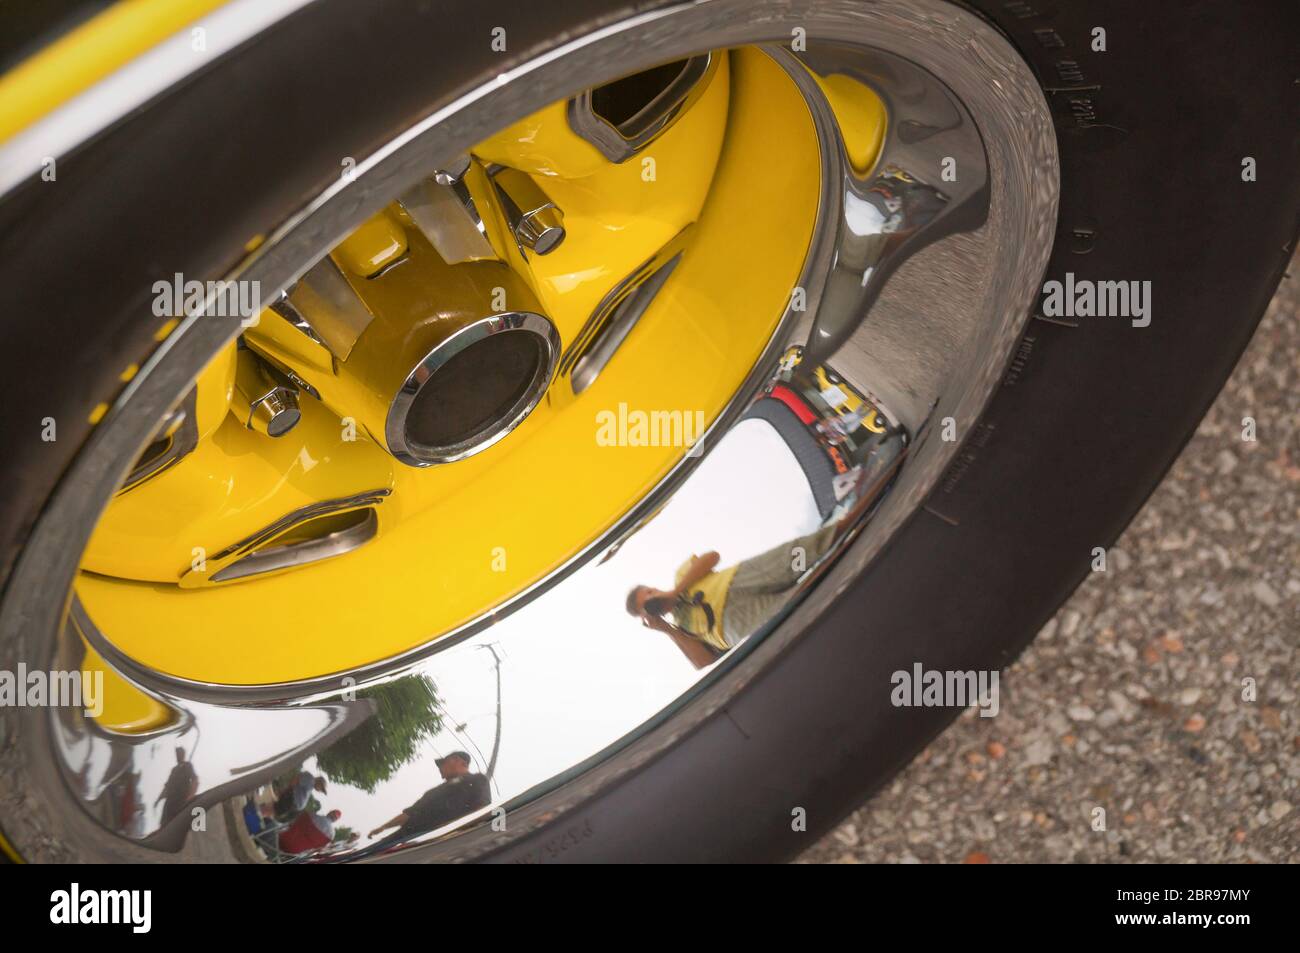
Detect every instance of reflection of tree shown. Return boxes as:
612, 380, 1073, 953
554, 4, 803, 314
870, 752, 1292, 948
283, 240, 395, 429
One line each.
315, 677, 442, 794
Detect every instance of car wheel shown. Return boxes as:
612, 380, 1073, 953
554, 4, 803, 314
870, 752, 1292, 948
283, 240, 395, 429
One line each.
0, 0, 1294, 862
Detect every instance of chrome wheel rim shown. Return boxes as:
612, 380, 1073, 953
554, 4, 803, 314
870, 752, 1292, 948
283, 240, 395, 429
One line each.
0, 0, 1057, 862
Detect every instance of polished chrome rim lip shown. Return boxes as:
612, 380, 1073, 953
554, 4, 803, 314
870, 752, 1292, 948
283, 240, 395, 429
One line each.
384, 312, 562, 467
0, 0, 1058, 862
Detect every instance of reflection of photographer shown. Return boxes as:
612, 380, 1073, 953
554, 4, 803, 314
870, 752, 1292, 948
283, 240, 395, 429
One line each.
627, 457, 904, 669
627, 523, 842, 669
627, 552, 726, 670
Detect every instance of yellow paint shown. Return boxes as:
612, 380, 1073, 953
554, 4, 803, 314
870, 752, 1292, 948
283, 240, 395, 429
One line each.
334, 210, 408, 277
0, 827, 21, 863
153, 318, 181, 341
192, 340, 239, 440
83, 343, 392, 581
83, 644, 174, 733
475, 102, 609, 179
0, 0, 233, 144
88, 402, 109, 425
511, 55, 732, 361
818, 72, 887, 176
76, 49, 825, 684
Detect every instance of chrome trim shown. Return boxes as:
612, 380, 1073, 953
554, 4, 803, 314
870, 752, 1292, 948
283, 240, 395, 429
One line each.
384, 312, 561, 466
560, 227, 691, 394
785, 49, 990, 368
489, 167, 567, 257
177, 490, 389, 589
211, 509, 378, 584
567, 53, 716, 163
234, 347, 303, 437
269, 290, 326, 348
58, 600, 374, 850
117, 388, 198, 493
274, 255, 376, 362
245, 385, 301, 438
398, 158, 502, 265
0, 0, 1057, 862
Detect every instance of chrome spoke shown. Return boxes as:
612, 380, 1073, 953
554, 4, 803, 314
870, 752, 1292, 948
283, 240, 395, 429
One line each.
777, 47, 990, 374
398, 157, 503, 265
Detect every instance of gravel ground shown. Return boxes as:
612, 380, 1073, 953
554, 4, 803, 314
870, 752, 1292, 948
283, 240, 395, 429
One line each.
800, 260, 1299, 865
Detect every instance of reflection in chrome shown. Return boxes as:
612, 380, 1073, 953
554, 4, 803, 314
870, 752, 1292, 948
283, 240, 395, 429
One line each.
87, 351, 904, 854
489, 166, 567, 257
245, 384, 301, 438
270, 255, 375, 361
398, 156, 502, 265
118, 389, 198, 493
568, 53, 716, 163
626, 350, 905, 670
269, 289, 325, 347
59, 602, 372, 853
784, 47, 990, 366
177, 491, 389, 588
384, 311, 561, 467
0, 0, 1057, 862
560, 228, 691, 395
235, 349, 302, 438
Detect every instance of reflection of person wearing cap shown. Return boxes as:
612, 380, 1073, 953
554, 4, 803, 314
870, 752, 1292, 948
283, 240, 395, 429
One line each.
274, 769, 327, 819
367, 752, 490, 844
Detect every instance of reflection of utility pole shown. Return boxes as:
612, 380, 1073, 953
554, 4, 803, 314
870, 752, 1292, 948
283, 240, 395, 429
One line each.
477, 643, 504, 785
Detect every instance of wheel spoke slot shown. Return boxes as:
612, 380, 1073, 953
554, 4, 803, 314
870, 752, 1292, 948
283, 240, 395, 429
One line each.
568, 53, 715, 162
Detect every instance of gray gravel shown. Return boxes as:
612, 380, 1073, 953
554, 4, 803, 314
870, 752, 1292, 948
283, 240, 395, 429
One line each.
800, 259, 1299, 865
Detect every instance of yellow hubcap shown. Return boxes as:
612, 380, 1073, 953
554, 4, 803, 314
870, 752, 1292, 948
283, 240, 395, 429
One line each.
74, 47, 876, 691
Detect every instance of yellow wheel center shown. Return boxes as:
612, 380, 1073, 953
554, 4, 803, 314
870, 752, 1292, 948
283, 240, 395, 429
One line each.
75, 47, 875, 691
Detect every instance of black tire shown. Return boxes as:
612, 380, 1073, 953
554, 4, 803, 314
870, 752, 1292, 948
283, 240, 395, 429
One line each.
0, 0, 1295, 862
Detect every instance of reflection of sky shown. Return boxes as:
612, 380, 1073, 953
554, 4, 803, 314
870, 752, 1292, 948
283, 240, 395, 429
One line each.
844, 189, 887, 236
324, 417, 821, 838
